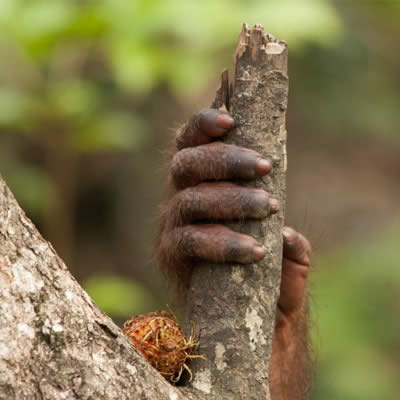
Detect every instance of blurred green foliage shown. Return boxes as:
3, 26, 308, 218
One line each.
312, 223, 400, 399
84, 274, 157, 317
0, 0, 343, 96
0, 0, 343, 137
0, 0, 343, 216
0, 1, 399, 399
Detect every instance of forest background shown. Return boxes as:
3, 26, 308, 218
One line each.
1, 1, 399, 398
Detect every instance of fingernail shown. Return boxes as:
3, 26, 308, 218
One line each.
253, 246, 266, 261
269, 198, 280, 213
255, 159, 272, 175
216, 114, 234, 129
283, 227, 294, 241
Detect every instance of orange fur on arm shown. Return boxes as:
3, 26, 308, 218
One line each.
270, 297, 312, 400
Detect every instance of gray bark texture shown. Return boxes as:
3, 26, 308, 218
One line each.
0, 177, 200, 400
186, 24, 289, 400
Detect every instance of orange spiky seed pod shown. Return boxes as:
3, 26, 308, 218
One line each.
123, 311, 204, 383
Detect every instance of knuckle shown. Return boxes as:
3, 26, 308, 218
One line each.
237, 189, 252, 214
171, 146, 215, 188
170, 155, 182, 185
224, 241, 241, 262
225, 147, 242, 170
252, 189, 269, 206
196, 108, 211, 121
191, 111, 203, 131
283, 227, 312, 266
295, 233, 312, 266
176, 112, 203, 149
197, 108, 216, 124
240, 188, 269, 217
179, 226, 199, 258
226, 147, 259, 179
176, 109, 218, 149
284, 227, 298, 245
225, 234, 255, 263
170, 149, 191, 187
177, 188, 199, 218
190, 108, 215, 133
175, 125, 185, 150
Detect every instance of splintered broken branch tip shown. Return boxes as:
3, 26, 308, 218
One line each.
239, 23, 287, 48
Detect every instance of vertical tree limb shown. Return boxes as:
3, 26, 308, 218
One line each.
186, 24, 289, 400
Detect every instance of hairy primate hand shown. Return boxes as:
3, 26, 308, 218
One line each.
157, 108, 311, 397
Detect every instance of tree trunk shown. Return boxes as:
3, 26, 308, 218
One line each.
0, 175, 200, 400
186, 24, 289, 400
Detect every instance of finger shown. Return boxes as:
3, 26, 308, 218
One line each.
282, 227, 311, 266
171, 142, 272, 189
171, 182, 279, 224
168, 224, 265, 264
176, 109, 234, 150
278, 227, 311, 315
278, 258, 309, 316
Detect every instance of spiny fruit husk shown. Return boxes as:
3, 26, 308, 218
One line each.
123, 311, 204, 383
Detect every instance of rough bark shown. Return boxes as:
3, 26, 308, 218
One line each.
186, 24, 288, 400
0, 176, 200, 400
